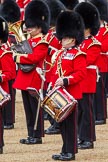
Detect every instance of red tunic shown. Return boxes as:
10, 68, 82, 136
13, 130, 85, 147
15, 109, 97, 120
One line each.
16, 0, 31, 20
3, 34, 17, 80
13, 34, 49, 91
23, 0, 31, 8
95, 22, 108, 72
45, 29, 62, 83
16, 0, 23, 8
51, 47, 87, 99
80, 36, 101, 93
0, 48, 16, 93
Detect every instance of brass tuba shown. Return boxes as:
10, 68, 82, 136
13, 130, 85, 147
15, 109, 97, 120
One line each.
9, 20, 35, 72
8, 20, 32, 54
9, 20, 26, 42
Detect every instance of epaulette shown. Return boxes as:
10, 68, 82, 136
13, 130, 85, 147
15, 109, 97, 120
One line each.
0, 46, 12, 58
103, 21, 108, 36
47, 33, 55, 44
0, 50, 12, 58
36, 33, 55, 46
87, 37, 101, 49
74, 49, 86, 59
51, 48, 64, 66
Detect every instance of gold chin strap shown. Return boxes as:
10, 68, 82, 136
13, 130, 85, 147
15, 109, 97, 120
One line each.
62, 38, 73, 47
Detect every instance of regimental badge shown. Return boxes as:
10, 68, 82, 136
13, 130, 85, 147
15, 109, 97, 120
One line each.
31, 42, 37, 47
62, 53, 75, 60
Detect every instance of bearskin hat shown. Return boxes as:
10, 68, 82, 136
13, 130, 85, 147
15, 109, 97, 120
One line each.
60, 0, 79, 10
45, 0, 66, 26
88, 0, 108, 21
56, 11, 85, 45
0, 16, 8, 43
25, 0, 50, 34
0, 0, 21, 23
74, 2, 100, 36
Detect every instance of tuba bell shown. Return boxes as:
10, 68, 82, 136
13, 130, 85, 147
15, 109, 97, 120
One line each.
9, 20, 36, 72
9, 20, 32, 54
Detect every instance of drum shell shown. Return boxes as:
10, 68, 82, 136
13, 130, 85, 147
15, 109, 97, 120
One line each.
41, 86, 77, 122
0, 86, 11, 108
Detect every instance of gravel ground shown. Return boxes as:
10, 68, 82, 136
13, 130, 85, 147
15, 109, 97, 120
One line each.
0, 90, 108, 162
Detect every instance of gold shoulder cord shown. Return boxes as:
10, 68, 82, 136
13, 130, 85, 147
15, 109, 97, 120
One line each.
35, 33, 48, 46
0, 42, 12, 58
87, 37, 101, 49
51, 48, 64, 65
57, 54, 63, 78
36, 33, 55, 46
44, 48, 64, 73
57, 48, 86, 78
57, 48, 66, 78
74, 48, 86, 59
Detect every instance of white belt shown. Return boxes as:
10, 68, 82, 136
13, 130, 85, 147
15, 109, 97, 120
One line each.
20, 8, 24, 12
49, 45, 58, 52
87, 65, 97, 69
87, 65, 100, 82
101, 52, 108, 55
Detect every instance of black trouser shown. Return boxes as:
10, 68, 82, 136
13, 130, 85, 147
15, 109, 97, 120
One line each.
3, 80, 16, 125
21, 90, 44, 138
60, 108, 78, 154
0, 109, 4, 147
105, 72, 108, 95
93, 72, 107, 121
78, 94, 96, 142
46, 114, 60, 128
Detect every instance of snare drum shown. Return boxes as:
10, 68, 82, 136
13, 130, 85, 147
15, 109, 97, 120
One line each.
41, 86, 77, 122
0, 86, 11, 108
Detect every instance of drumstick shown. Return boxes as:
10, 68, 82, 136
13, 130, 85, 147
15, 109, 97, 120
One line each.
34, 95, 41, 130
34, 64, 46, 130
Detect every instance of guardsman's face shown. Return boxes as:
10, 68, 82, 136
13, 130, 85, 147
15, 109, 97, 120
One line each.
26, 27, 42, 37
62, 37, 75, 48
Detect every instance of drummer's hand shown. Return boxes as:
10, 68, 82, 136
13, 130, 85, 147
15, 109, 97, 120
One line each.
55, 78, 64, 87
12, 51, 20, 56
13, 52, 27, 63
12, 52, 19, 62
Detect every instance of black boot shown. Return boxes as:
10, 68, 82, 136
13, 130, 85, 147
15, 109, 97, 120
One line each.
4, 123, 14, 129
52, 153, 75, 161
78, 141, 94, 149
0, 147, 3, 154
20, 137, 42, 144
